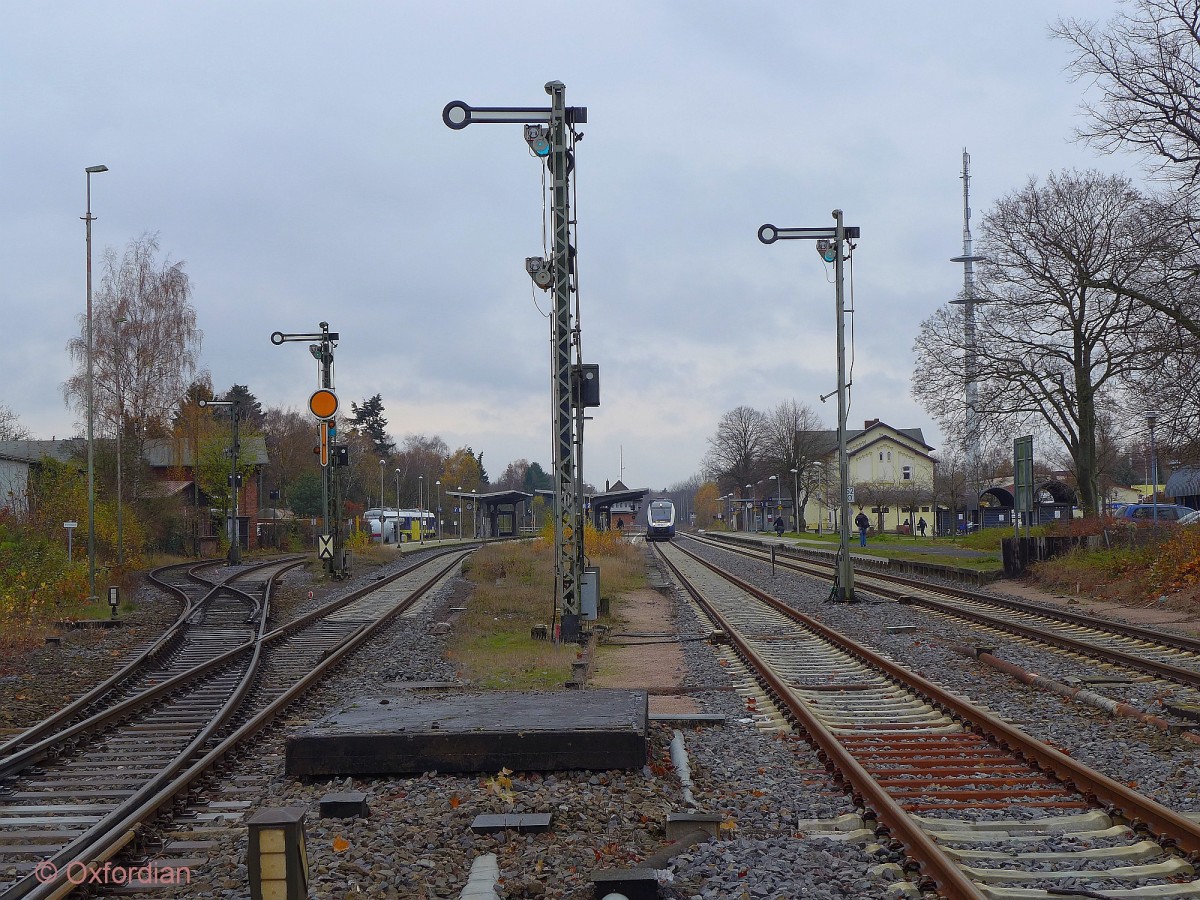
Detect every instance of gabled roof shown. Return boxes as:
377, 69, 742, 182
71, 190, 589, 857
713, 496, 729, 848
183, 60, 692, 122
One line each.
143, 436, 269, 467
801, 421, 934, 458
0, 439, 84, 464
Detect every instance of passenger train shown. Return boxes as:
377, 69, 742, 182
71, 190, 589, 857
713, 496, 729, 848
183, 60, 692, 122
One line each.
364, 508, 436, 543
645, 498, 677, 541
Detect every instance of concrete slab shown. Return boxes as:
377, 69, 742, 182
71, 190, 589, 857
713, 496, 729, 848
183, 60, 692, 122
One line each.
470, 813, 552, 834
286, 690, 648, 776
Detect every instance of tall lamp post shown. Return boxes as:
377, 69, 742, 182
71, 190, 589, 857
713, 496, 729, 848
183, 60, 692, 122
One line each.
198, 396, 241, 565
115, 315, 126, 568
83, 163, 108, 600
418, 475, 425, 544
790, 468, 800, 532
457, 485, 463, 538
378, 459, 386, 541
745, 484, 753, 532
435, 479, 441, 539
471, 488, 477, 538
1146, 414, 1159, 528
769, 474, 780, 531
395, 469, 401, 532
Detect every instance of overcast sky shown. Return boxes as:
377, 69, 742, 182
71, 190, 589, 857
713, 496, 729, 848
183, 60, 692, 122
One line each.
1, 1, 1137, 490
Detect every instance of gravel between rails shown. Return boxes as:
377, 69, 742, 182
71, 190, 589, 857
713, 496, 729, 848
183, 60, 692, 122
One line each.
680, 537, 1200, 814
90, 532, 1200, 899
99, 544, 906, 900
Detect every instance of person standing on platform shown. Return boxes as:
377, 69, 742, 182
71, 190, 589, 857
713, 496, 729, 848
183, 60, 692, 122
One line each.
855, 511, 870, 547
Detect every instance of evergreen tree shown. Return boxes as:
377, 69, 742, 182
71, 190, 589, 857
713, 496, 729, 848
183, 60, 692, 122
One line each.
350, 394, 395, 456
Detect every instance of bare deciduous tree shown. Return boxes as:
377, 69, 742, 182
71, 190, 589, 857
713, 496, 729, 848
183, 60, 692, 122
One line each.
703, 405, 767, 508
65, 233, 204, 498
913, 171, 1162, 515
1054, 1, 1200, 185
763, 399, 826, 531
0, 405, 29, 441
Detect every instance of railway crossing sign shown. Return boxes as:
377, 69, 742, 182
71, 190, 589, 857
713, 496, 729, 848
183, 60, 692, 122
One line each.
318, 535, 334, 561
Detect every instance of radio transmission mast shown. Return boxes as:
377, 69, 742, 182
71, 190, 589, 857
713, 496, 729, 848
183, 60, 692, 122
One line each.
950, 148, 986, 524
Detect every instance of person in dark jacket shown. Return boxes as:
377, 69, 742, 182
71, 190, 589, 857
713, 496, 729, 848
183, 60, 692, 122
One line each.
855, 511, 870, 547
917, 517, 927, 537
773, 516, 784, 536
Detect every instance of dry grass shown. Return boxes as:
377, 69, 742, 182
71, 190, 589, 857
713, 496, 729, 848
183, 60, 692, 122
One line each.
447, 533, 647, 689
1032, 525, 1200, 612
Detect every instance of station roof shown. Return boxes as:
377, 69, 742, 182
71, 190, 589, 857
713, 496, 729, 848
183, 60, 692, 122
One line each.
1167, 466, 1200, 498
589, 487, 650, 506
445, 489, 532, 505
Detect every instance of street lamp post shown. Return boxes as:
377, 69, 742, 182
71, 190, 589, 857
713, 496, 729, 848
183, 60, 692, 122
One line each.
115, 315, 126, 568
198, 396, 241, 565
1146, 414, 1159, 528
395, 469, 401, 536
418, 475, 425, 544
379, 459, 386, 541
769, 474, 780, 532
790, 468, 800, 532
471, 488, 478, 538
745, 484, 753, 532
457, 486, 463, 538
435, 479, 441, 539
83, 163, 108, 600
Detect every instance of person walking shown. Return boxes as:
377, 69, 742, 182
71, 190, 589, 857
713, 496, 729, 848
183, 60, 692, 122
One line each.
773, 516, 785, 537
855, 510, 870, 547
917, 517, 927, 537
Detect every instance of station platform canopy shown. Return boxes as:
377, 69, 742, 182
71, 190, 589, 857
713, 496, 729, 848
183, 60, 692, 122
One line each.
446, 489, 532, 538
589, 485, 650, 531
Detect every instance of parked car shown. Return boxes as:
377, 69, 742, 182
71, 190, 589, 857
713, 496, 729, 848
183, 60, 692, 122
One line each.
1114, 503, 1195, 522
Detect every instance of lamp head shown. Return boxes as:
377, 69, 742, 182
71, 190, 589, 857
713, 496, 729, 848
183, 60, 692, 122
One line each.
524, 124, 551, 157
85, 165, 108, 174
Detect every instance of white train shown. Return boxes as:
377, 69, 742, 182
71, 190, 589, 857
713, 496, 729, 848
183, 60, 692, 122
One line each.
364, 508, 436, 543
645, 498, 676, 541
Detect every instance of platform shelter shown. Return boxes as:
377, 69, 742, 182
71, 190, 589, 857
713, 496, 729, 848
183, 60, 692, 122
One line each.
589, 483, 650, 532
446, 489, 531, 538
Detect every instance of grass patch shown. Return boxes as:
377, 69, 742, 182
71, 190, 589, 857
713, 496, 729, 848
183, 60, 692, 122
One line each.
448, 530, 647, 689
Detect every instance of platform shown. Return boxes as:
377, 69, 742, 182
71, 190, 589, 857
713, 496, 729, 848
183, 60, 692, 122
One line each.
285, 689, 648, 776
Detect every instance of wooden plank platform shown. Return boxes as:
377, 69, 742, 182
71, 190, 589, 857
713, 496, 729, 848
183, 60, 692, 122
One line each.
285, 690, 648, 776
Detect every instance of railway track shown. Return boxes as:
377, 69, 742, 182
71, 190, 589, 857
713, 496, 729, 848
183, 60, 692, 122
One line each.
686, 532, 1200, 717
0, 556, 304, 767
0, 546, 475, 899
655, 538, 1200, 898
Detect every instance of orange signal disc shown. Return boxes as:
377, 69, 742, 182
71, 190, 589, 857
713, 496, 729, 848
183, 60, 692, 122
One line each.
308, 389, 339, 420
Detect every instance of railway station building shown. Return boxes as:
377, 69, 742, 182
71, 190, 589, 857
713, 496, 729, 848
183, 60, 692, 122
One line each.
805, 419, 937, 534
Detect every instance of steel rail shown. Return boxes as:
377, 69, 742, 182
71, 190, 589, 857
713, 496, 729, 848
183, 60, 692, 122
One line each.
3, 567, 285, 900
0, 557, 302, 761
653, 545, 984, 899
695, 531, 1200, 654
660, 541, 1200, 893
0, 559, 308, 780
13, 547, 474, 900
687, 533, 1200, 692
